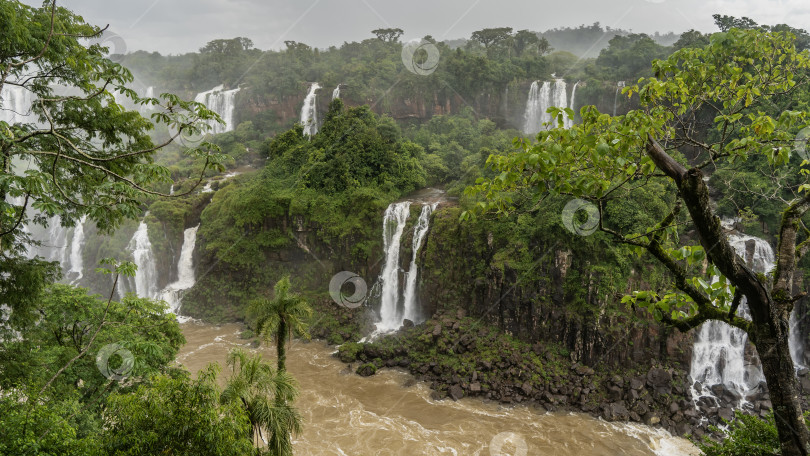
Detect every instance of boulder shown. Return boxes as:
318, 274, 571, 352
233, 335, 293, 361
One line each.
449, 384, 465, 401
402, 319, 415, 328
646, 368, 672, 388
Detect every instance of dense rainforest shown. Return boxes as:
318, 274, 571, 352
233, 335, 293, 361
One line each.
3, 0, 810, 454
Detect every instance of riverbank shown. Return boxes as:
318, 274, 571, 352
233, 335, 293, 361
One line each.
177, 321, 699, 455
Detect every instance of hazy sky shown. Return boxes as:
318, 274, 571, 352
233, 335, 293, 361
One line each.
35, 0, 810, 54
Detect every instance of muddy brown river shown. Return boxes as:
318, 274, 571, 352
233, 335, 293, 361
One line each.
177, 322, 699, 456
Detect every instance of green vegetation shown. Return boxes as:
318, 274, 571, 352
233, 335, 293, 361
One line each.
698, 411, 810, 456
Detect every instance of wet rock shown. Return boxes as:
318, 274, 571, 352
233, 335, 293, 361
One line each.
646, 368, 672, 388
449, 384, 465, 401
718, 407, 734, 422
356, 363, 377, 377
603, 402, 630, 421
402, 377, 417, 387
520, 382, 533, 396
402, 319, 414, 328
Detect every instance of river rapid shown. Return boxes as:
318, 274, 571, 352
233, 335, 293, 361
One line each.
177, 322, 700, 456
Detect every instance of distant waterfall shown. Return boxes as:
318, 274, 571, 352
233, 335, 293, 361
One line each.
332, 85, 341, 100
159, 225, 199, 314
140, 86, 155, 114
690, 232, 773, 401
402, 203, 437, 324
377, 202, 411, 332
612, 81, 625, 117
126, 218, 159, 299
194, 85, 240, 135
1, 85, 36, 125
522, 79, 572, 135
301, 83, 321, 136
566, 81, 579, 129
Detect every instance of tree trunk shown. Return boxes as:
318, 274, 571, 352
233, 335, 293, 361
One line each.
644, 137, 810, 454
277, 319, 287, 373
750, 306, 810, 456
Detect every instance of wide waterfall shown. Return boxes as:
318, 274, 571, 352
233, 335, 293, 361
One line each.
194, 85, 240, 135
402, 203, 437, 324
332, 85, 341, 100
125, 218, 159, 299
301, 83, 321, 136
1, 85, 36, 125
159, 225, 199, 314
522, 79, 572, 135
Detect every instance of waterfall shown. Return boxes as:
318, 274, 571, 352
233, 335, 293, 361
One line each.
789, 310, 807, 369
612, 81, 625, 117
66, 216, 86, 284
690, 232, 774, 401
0, 85, 36, 125
159, 225, 199, 314
332, 85, 341, 100
194, 85, 240, 135
566, 81, 579, 129
402, 203, 437, 324
140, 86, 155, 114
522, 79, 572, 135
126, 218, 159, 299
301, 83, 321, 136
377, 202, 411, 332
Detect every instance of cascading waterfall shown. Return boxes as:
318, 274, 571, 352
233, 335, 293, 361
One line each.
194, 85, 240, 135
402, 203, 437, 324
377, 202, 412, 332
522, 79, 572, 135
332, 85, 341, 100
159, 225, 199, 314
0, 85, 36, 125
789, 310, 807, 369
126, 217, 159, 299
566, 81, 579, 129
66, 216, 86, 284
301, 83, 321, 136
690, 232, 775, 402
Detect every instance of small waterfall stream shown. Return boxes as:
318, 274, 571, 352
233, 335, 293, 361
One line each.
159, 225, 200, 315
332, 85, 341, 100
301, 83, 321, 136
377, 202, 411, 332
125, 217, 159, 299
402, 203, 438, 324
566, 81, 579, 129
194, 85, 240, 135
66, 216, 86, 284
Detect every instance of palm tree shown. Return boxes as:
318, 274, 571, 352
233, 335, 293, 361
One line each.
248, 276, 312, 373
220, 348, 302, 456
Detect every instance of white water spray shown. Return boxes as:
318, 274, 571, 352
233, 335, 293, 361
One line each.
332, 85, 341, 100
